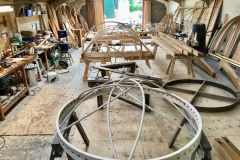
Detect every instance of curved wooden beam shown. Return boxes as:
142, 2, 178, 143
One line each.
209, 15, 240, 53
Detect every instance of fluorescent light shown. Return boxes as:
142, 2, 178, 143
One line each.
0, 6, 13, 12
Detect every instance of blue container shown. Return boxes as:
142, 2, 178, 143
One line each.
58, 30, 67, 38
22, 37, 36, 42
25, 9, 32, 16
59, 43, 68, 52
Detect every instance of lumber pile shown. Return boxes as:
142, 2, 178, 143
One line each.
208, 15, 240, 91
55, 5, 89, 48
46, 4, 60, 36
214, 137, 240, 160
152, 33, 216, 79
157, 0, 222, 45
209, 15, 240, 59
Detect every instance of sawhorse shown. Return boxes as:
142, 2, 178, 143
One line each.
169, 116, 212, 160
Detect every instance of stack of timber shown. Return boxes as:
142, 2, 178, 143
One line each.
46, 3, 60, 36
55, 5, 87, 48
208, 15, 240, 91
151, 33, 216, 79
214, 137, 240, 160
158, 0, 222, 44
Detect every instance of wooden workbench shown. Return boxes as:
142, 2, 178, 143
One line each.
35, 43, 56, 71
0, 60, 29, 121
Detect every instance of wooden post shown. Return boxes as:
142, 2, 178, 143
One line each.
86, 0, 104, 30
142, 0, 151, 30
0, 103, 5, 121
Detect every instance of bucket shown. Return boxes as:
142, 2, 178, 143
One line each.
25, 64, 38, 87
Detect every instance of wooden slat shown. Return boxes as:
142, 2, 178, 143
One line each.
214, 138, 240, 160
223, 22, 240, 57
206, 0, 223, 45
209, 15, 240, 53
232, 42, 240, 62
219, 59, 240, 91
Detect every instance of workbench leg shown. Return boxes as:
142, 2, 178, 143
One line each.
83, 61, 90, 81
168, 58, 176, 79
0, 103, 5, 121
168, 117, 186, 148
44, 50, 49, 71
188, 58, 195, 78
165, 59, 173, 74
71, 112, 89, 146
21, 66, 30, 95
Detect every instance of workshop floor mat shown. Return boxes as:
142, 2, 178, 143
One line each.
0, 85, 76, 135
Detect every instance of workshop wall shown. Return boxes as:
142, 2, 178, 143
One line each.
220, 0, 240, 23
80, 5, 87, 21
151, 0, 166, 23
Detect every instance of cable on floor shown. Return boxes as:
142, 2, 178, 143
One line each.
29, 87, 41, 96
0, 136, 5, 151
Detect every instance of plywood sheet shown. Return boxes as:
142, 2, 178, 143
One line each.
0, 85, 76, 135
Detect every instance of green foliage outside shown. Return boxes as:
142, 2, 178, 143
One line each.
128, 0, 142, 12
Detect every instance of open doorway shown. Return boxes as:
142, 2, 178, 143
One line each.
104, 0, 142, 28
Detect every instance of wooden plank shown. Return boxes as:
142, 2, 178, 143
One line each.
50, 3, 60, 30
83, 51, 153, 58
159, 33, 202, 57
73, 29, 83, 47
209, 15, 240, 53
151, 35, 179, 57
206, 0, 223, 45
219, 59, 240, 91
214, 138, 240, 160
232, 42, 240, 62
16, 15, 41, 32
222, 137, 240, 157
224, 14, 229, 24
194, 56, 216, 77
224, 22, 240, 57
187, 1, 206, 42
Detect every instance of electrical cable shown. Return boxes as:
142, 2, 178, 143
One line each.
0, 136, 6, 151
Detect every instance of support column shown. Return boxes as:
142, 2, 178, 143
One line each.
142, 0, 151, 30
86, 0, 104, 30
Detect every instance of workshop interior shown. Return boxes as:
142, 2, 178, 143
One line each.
0, 0, 240, 160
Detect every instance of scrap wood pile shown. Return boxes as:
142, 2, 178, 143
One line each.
151, 32, 216, 79
209, 15, 240, 90
51, 5, 89, 48
157, 0, 222, 46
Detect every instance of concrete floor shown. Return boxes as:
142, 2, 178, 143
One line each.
0, 44, 240, 160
